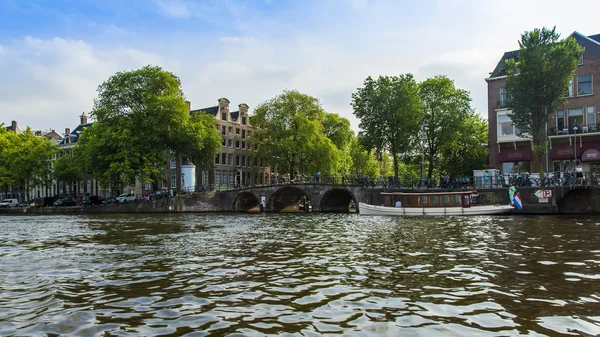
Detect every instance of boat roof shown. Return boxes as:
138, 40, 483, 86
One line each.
381, 190, 476, 196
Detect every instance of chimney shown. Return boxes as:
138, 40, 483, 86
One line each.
11, 120, 17, 133
80, 112, 88, 125
65, 128, 70, 135
185, 101, 191, 112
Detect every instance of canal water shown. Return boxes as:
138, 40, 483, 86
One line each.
1, 214, 599, 336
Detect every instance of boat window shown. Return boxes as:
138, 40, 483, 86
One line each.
430, 196, 439, 206
452, 195, 461, 205
405, 197, 413, 206
441, 195, 450, 206
418, 196, 428, 205
384, 195, 392, 206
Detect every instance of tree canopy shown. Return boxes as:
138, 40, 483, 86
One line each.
351, 74, 423, 179
249, 90, 351, 178
0, 127, 57, 199
419, 75, 473, 181
506, 26, 584, 174
76, 65, 221, 189
439, 112, 488, 177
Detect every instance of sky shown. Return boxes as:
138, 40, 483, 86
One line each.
1, 0, 600, 134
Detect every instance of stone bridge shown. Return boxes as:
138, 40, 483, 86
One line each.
216, 184, 374, 212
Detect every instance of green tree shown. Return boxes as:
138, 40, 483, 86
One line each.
505, 26, 584, 174
440, 112, 488, 177
250, 90, 345, 178
76, 65, 221, 190
351, 74, 423, 179
348, 136, 379, 178
53, 153, 83, 198
419, 75, 473, 182
0, 127, 57, 200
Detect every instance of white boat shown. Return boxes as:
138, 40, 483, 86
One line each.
359, 191, 514, 216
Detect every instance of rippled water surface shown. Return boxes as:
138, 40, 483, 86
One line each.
1, 214, 600, 336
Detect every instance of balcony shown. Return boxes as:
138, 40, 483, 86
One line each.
549, 124, 599, 136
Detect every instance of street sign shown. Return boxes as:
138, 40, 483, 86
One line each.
543, 190, 553, 198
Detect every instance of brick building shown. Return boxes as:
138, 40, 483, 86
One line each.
486, 31, 600, 175
167, 98, 270, 193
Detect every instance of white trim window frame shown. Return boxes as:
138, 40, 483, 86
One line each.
577, 74, 592, 96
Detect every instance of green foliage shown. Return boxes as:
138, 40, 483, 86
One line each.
419, 75, 473, 180
0, 127, 57, 198
53, 153, 83, 197
505, 26, 584, 174
77, 65, 221, 189
440, 112, 488, 177
349, 136, 379, 178
351, 74, 423, 178
249, 90, 350, 177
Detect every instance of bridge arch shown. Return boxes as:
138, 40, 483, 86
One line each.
267, 186, 311, 212
320, 187, 356, 213
233, 191, 261, 212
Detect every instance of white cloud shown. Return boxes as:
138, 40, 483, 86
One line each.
153, 0, 193, 18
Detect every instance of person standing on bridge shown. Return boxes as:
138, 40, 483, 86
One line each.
315, 171, 321, 183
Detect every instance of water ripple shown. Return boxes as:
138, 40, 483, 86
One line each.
1, 214, 600, 336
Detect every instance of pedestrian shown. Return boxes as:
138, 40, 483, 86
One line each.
315, 171, 321, 183
395, 200, 402, 208
483, 170, 489, 188
507, 183, 516, 205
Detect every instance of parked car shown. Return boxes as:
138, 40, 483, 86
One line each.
116, 193, 137, 203
82, 195, 104, 205
103, 197, 116, 204
53, 198, 77, 207
0, 199, 19, 207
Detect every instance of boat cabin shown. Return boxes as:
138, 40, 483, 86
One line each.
380, 191, 474, 208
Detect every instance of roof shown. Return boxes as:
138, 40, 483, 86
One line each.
588, 34, 600, 43
230, 110, 239, 121
190, 106, 218, 116
58, 122, 93, 145
488, 31, 600, 80
489, 50, 519, 78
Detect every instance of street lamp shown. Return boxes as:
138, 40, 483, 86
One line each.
420, 125, 428, 187
573, 126, 578, 163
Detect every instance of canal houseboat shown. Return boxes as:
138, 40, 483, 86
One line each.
359, 191, 514, 216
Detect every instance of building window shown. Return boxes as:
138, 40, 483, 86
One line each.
170, 158, 176, 168
215, 171, 221, 185
221, 138, 226, 146
236, 128, 240, 135
242, 156, 246, 167
236, 155, 240, 166
242, 141, 246, 149
567, 79, 574, 97
236, 140, 240, 148
587, 106, 596, 127
568, 108, 584, 130
228, 154, 233, 166
499, 87, 507, 106
221, 153, 226, 165
170, 173, 176, 188
228, 126, 233, 134
497, 114, 514, 136
578, 53, 584, 66
228, 139, 233, 147
242, 130, 246, 138
242, 116, 247, 125
221, 112, 227, 121
556, 110, 565, 132
221, 126, 226, 135
577, 75, 592, 96
215, 155, 219, 164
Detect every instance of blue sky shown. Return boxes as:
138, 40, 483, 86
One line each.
2, 0, 600, 133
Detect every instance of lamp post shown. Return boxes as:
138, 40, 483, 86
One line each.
420, 153, 425, 187
573, 126, 578, 163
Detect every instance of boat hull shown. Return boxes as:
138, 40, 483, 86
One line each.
358, 203, 514, 216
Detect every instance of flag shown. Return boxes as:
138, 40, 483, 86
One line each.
513, 193, 523, 210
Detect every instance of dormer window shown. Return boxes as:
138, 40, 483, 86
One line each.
221, 112, 227, 121
242, 116, 247, 125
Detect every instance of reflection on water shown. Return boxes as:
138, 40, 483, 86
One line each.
1, 214, 600, 336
